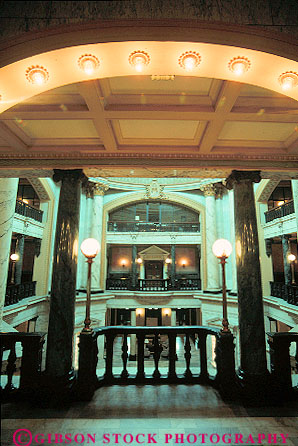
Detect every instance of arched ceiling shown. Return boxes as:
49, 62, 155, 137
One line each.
0, 35, 297, 177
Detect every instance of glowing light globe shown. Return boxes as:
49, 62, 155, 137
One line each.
81, 238, 100, 259
212, 239, 232, 259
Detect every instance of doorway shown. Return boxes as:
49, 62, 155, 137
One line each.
145, 260, 163, 279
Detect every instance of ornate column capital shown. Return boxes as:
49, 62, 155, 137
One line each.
94, 183, 109, 196
201, 184, 217, 197
225, 170, 261, 190
83, 181, 109, 198
53, 169, 87, 184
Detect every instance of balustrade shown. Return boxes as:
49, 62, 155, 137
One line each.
264, 200, 294, 223
267, 332, 298, 398
77, 325, 236, 400
0, 332, 46, 400
5, 281, 37, 306
15, 200, 43, 223
270, 281, 298, 306
106, 278, 201, 291
107, 221, 200, 233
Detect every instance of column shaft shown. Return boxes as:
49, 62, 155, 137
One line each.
15, 234, 25, 285
202, 185, 220, 291
227, 171, 267, 379
0, 178, 19, 324
171, 244, 176, 288
46, 169, 85, 378
131, 245, 137, 288
281, 235, 291, 285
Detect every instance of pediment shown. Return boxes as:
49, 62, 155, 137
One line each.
138, 245, 170, 260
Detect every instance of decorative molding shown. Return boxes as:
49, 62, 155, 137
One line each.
94, 183, 109, 196
28, 177, 50, 201
144, 180, 166, 199
201, 184, 217, 196
258, 176, 281, 202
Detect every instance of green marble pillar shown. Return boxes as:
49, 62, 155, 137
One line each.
281, 234, 291, 285
46, 169, 86, 381
171, 244, 176, 289
226, 170, 268, 387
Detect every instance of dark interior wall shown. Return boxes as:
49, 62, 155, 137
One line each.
0, 0, 297, 39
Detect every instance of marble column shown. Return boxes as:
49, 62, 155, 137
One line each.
226, 170, 267, 385
15, 234, 25, 285
292, 180, 298, 236
90, 183, 108, 291
129, 310, 137, 360
201, 184, 220, 292
281, 234, 291, 285
139, 261, 145, 279
131, 245, 137, 289
228, 189, 237, 294
0, 178, 19, 325
171, 309, 176, 327
46, 169, 86, 381
170, 244, 176, 288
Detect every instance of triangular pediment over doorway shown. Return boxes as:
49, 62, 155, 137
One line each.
138, 245, 169, 260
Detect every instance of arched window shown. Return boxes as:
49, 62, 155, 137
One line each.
108, 201, 200, 232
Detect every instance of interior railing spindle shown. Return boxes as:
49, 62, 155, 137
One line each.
184, 333, 192, 378
121, 334, 129, 379
104, 333, 115, 381
136, 333, 145, 380
168, 332, 177, 379
153, 333, 162, 378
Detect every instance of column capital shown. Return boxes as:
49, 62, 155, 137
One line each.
225, 170, 261, 189
94, 183, 109, 196
201, 184, 217, 196
83, 181, 109, 198
53, 169, 87, 184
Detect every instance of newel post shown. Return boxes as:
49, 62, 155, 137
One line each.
77, 331, 98, 400
215, 332, 237, 398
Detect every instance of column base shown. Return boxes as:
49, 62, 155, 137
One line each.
203, 289, 222, 294
237, 368, 271, 405
38, 369, 77, 405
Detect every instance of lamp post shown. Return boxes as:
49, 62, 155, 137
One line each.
288, 253, 296, 285
212, 239, 233, 334
10, 253, 19, 284
80, 238, 100, 332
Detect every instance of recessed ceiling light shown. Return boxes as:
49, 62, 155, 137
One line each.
78, 54, 100, 75
279, 71, 298, 91
228, 57, 250, 75
26, 65, 49, 85
129, 51, 150, 72
178, 51, 201, 71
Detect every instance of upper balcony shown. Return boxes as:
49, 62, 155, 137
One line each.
15, 200, 43, 223
264, 200, 294, 224
107, 221, 200, 233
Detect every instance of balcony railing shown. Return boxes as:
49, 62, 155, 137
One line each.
107, 221, 200, 233
270, 281, 298, 306
106, 278, 201, 291
5, 281, 37, 306
0, 332, 45, 400
264, 200, 294, 223
267, 332, 298, 397
15, 200, 43, 223
77, 326, 236, 400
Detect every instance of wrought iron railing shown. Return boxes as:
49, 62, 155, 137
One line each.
107, 221, 200, 233
0, 332, 46, 400
270, 281, 298, 306
15, 200, 43, 223
265, 200, 294, 223
5, 281, 37, 306
106, 278, 201, 291
77, 326, 236, 400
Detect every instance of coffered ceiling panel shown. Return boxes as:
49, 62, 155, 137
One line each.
117, 119, 200, 139
109, 76, 213, 96
218, 122, 297, 142
14, 119, 98, 139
